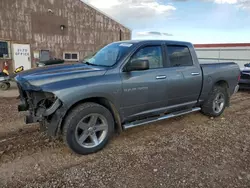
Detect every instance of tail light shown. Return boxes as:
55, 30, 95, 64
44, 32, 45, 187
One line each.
238, 74, 241, 82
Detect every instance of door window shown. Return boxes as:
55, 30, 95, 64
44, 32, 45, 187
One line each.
130, 46, 163, 69
167, 45, 193, 67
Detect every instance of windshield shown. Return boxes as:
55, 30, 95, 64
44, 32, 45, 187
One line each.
244, 63, 250, 67
82, 43, 133, 67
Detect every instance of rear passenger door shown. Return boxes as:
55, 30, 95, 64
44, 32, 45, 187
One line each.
165, 45, 203, 107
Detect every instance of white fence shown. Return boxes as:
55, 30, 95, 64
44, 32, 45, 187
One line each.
195, 47, 250, 69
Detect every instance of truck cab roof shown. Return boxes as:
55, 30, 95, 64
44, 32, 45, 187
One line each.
114, 40, 193, 47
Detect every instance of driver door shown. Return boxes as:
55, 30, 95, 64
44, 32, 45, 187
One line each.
120, 44, 168, 122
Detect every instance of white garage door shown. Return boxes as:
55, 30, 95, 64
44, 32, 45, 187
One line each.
13, 44, 31, 70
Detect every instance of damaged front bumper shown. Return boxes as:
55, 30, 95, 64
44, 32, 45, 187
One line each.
16, 80, 66, 137
20, 98, 62, 124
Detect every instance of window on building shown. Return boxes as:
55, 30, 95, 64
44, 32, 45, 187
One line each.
64, 53, 71, 60
130, 46, 163, 69
167, 45, 193, 67
63, 52, 79, 61
0, 41, 11, 59
72, 53, 78, 60
40, 50, 50, 61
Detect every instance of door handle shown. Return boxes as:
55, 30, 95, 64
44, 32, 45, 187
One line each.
156, 75, 167, 79
191, 72, 200, 76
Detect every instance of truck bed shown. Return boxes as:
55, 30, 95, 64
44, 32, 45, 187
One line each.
199, 62, 240, 103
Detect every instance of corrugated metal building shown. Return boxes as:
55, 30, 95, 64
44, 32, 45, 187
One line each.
194, 43, 250, 69
0, 0, 131, 72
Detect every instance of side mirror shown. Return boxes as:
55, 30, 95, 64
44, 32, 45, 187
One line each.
126, 59, 149, 72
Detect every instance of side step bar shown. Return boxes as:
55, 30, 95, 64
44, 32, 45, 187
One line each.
123, 107, 201, 129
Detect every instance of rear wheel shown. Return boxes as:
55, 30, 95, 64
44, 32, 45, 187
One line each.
201, 85, 228, 117
62, 102, 114, 155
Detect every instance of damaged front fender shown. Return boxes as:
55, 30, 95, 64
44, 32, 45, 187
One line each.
24, 98, 62, 123
43, 98, 62, 116
23, 97, 67, 137
15, 76, 69, 137
46, 105, 68, 137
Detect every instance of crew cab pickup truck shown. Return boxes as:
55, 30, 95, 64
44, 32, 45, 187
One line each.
15, 40, 240, 155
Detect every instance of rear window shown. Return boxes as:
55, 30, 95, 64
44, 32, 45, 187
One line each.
167, 45, 193, 67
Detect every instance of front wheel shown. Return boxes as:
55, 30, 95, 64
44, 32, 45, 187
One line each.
62, 102, 114, 155
201, 85, 228, 117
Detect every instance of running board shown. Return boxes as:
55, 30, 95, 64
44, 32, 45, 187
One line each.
123, 107, 201, 129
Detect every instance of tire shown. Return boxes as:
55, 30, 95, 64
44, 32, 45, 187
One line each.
62, 102, 114, 155
201, 85, 228, 117
0, 82, 9, 91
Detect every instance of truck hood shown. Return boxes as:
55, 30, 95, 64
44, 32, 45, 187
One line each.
15, 63, 108, 90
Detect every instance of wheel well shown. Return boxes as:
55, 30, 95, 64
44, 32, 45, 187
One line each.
215, 80, 229, 89
60, 97, 123, 134
214, 80, 230, 106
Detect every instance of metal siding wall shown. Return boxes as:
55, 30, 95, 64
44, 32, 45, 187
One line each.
0, 0, 131, 71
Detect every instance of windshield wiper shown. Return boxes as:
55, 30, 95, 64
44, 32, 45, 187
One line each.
84, 61, 111, 67
83, 61, 98, 66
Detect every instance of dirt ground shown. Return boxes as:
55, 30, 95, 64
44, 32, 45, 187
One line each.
0, 91, 250, 188
0, 82, 19, 98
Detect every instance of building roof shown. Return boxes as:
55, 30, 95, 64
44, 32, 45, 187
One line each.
81, 0, 131, 31
194, 43, 250, 48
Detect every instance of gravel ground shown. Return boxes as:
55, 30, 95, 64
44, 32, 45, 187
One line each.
0, 91, 250, 188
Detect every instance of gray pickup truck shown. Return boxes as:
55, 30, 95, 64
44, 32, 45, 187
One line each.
15, 40, 240, 155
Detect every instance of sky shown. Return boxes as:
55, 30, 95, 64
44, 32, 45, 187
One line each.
82, 0, 250, 44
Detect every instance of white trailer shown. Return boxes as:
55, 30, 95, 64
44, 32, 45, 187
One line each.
194, 43, 250, 69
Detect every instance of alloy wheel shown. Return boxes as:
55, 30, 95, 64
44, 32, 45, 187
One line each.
212, 93, 225, 114
74, 113, 108, 148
